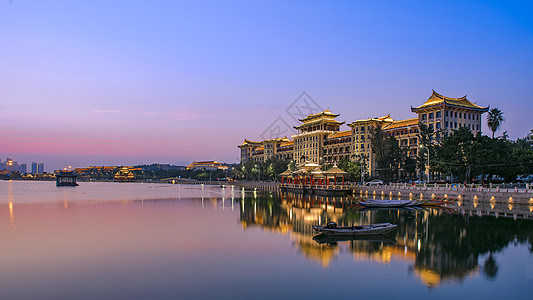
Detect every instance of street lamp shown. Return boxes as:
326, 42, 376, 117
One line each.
356, 154, 367, 186
419, 144, 430, 182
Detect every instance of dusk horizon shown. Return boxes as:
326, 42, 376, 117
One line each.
2, 1, 532, 171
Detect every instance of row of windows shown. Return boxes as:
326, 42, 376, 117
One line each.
388, 128, 419, 136
422, 110, 480, 121
354, 125, 372, 132
445, 121, 480, 130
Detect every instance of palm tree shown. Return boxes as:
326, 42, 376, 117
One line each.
487, 108, 504, 138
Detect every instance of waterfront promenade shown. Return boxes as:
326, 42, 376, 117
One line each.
357, 182, 533, 204
196, 180, 533, 204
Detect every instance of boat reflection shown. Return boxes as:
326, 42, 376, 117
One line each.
238, 191, 533, 287
313, 233, 397, 245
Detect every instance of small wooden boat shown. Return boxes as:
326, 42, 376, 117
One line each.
312, 222, 397, 236
358, 199, 413, 208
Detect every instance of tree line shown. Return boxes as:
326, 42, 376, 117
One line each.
370, 108, 533, 183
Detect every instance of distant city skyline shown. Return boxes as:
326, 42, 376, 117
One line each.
1, 1, 532, 171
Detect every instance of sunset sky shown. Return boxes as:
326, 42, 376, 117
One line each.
1, 0, 532, 171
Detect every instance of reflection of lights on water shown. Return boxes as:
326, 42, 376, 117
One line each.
289, 208, 293, 220
9, 202, 14, 226
473, 196, 478, 208
417, 239, 421, 251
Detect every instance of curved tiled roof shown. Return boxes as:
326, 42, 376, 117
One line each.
298, 109, 339, 122
412, 90, 488, 111
383, 118, 418, 130
328, 130, 351, 139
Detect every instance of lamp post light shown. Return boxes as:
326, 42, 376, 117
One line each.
356, 154, 367, 186
419, 144, 430, 182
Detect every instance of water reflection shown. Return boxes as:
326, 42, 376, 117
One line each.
239, 191, 533, 287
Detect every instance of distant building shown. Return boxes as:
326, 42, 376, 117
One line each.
55, 170, 78, 187
186, 161, 229, 171
3, 158, 27, 173
31, 162, 44, 174
114, 167, 138, 182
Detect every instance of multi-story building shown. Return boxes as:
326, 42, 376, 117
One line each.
348, 115, 393, 175
411, 90, 488, 137
383, 118, 419, 157
31, 162, 45, 174
2, 158, 27, 173
239, 91, 489, 177
238, 137, 294, 163
293, 110, 345, 164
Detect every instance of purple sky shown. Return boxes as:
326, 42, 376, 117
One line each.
1, 0, 532, 171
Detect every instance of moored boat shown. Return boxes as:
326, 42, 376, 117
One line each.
312, 222, 397, 236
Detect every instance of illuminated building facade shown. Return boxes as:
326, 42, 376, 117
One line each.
238, 91, 489, 177
411, 90, 488, 137
238, 138, 294, 163
1, 158, 27, 173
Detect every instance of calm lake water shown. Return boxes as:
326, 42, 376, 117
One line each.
1, 181, 532, 299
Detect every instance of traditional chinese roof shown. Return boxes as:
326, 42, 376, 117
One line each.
238, 139, 262, 148
348, 114, 394, 127
294, 109, 345, 130
298, 109, 339, 122
310, 167, 325, 178
383, 118, 418, 130
411, 90, 488, 112
327, 130, 351, 139
296, 161, 320, 171
279, 140, 294, 147
292, 168, 308, 174
324, 164, 347, 175
263, 137, 291, 143
279, 168, 293, 176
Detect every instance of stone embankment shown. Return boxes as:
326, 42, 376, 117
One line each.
356, 183, 533, 204
196, 180, 533, 205
196, 181, 280, 192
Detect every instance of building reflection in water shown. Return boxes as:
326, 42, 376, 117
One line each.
238, 191, 533, 287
